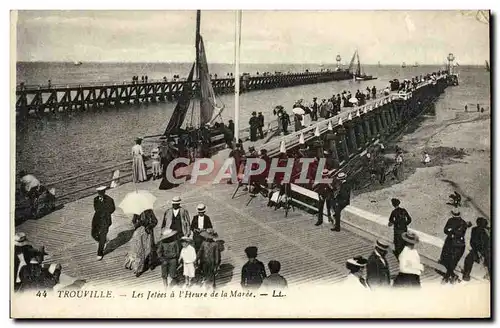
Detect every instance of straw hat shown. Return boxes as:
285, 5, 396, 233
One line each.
96, 186, 107, 192
336, 172, 347, 180
29, 258, 40, 264
14, 232, 30, 247
375, 239, 390, 252
172, 196, 181, 204
451, 210, 460, 216
200, 229, 218, 240
161, 229, 178, 240
401, 232, 420, 245
197, 204, 206, 212
346, 256, 368, 267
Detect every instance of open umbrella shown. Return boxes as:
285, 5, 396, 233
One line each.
292, 107, 305, 115
349, 97, 359, 104
119, 190, 157, 215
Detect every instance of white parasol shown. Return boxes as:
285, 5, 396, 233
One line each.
349, 97, 359, 104
292, 107, 305, 115
314, 125, 320, 137
299, 133, 305, 144
119, 190, 157, 215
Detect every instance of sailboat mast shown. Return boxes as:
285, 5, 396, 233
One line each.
234, 10, 242, 142
193, 10, 201, 128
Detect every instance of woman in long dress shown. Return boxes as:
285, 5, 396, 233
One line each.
393, 232, 424, 288
132, 138, 147, 183
124, 209, 158, 277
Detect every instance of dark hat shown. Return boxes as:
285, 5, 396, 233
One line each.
258, 112, 262, 114
476, 217, 488, 228
260, 149, 268, 154
248, 146, 255, 151
451, 210, 460, 216
375, 239, 390, 252
313, 97, 317, 100
401, 232, 419, 245
244, 246, 258, 258
252, 111, 257, 115
391, 198, 401, 207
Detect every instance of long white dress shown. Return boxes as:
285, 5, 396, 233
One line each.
132, 144, 147, 182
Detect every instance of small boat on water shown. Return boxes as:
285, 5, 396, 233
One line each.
413, 62, 419, 67
73, 61, 83, 66
348, 50, 377, 81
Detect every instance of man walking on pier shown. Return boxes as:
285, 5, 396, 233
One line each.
257, 112, 265, 139
91, 186, 116, 261
313, 170, 335, 226
162, 196, 191, 238
388, 198, 412, 258
332, 172, 350, 232
249, 112, 259, 142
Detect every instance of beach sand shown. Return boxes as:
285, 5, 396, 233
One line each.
346, 109, 490, 278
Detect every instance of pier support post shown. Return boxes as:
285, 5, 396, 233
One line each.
354, 119, 365, 148
363, 115, 372, 141
346, 122, 358, 154
336, 126, 350, 161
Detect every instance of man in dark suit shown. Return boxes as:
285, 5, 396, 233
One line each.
190, 203, 213, 252
388, 198, 413, 258
249, 112, 260, 142
313, 170, 335, 227
366, 240, 391, 289
462, 217, 490, 281
91, 186, 115, 260
257, 112, 265, 139
332, 172, 350, 232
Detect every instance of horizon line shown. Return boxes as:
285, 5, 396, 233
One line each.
16, 60, 484, 66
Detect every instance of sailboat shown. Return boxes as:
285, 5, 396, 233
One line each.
485, 60, 490, 72
412, 62, 419, 67
161, 10, 226, 145
348, 50, 377, 81
73, 61, 83, 66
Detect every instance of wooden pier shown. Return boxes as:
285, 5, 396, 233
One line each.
15, 70, 352, 117
14, 72, 455, 290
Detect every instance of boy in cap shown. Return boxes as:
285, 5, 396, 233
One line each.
91, 186, 115, 260
241, 246, 267, 289
366, 240, 391, 288
261, 260, 288, 290
179, 237, 197, 287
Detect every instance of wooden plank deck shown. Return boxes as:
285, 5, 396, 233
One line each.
15, 174, 442, 290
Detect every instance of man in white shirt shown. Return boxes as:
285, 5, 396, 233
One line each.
393, 232, 424, 288
161, 196, 191, 238
190, 204, 213, 252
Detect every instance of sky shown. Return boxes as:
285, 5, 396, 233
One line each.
15, 10, 490, 65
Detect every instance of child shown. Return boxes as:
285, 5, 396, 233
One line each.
151, 147, 161, 180
179, 236, 196, 287
261, 260, 288, 290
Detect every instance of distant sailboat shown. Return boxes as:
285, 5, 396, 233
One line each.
348, 50, 377, 81
73, 61, 83, 66
413, 62, 419, 67
485, 60, 490, 72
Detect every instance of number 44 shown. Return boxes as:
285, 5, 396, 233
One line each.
36, 290, 47, 298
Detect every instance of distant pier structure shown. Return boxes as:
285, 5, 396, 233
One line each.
15, 70, 352, 118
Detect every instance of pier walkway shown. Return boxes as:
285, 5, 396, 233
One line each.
16, 174, 443, 290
